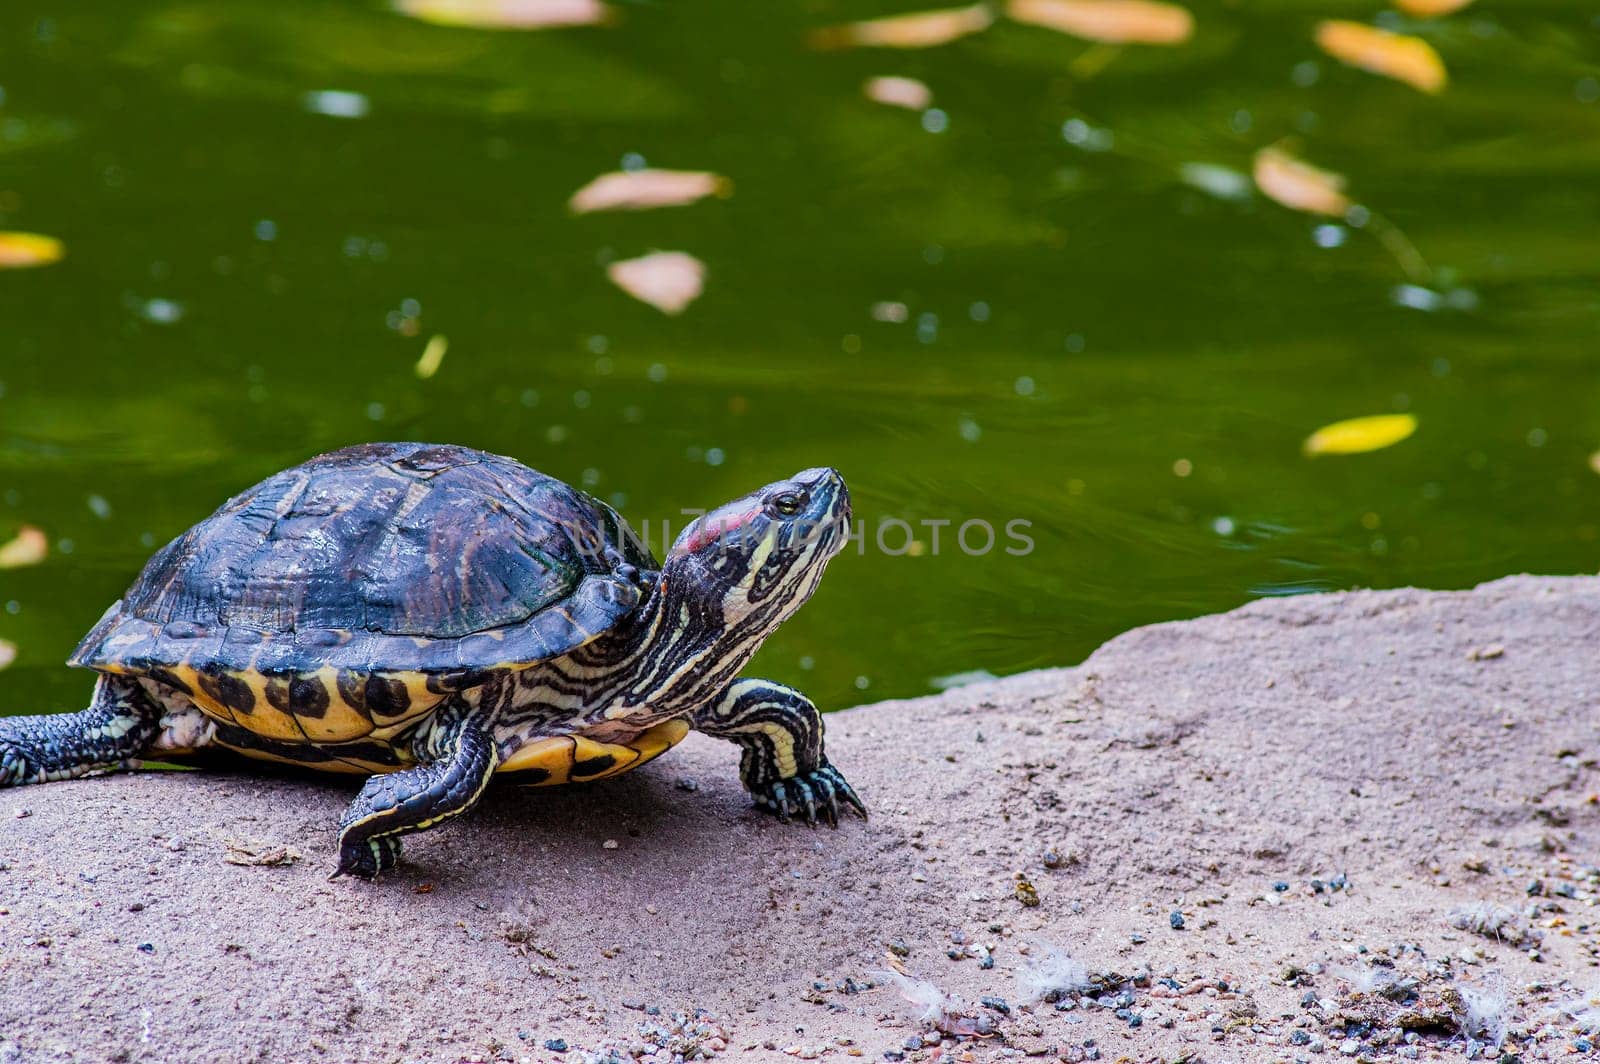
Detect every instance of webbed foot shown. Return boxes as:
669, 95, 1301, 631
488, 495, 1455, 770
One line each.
332, 835, 403, 880
752, 760, 867, 827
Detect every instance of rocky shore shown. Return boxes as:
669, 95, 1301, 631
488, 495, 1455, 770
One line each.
3, 575, 1598, 1062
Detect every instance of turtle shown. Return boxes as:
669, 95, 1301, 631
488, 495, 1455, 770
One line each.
0, 442, 864, 878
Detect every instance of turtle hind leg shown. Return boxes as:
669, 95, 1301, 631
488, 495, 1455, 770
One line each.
691, 678, 867, 826
0, 674, 161, 787
333, 699, 499, 880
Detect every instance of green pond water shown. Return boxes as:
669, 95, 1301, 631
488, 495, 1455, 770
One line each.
2, 1, 1599, 718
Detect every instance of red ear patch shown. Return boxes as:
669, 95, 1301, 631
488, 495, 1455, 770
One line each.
684, 506, 760, 553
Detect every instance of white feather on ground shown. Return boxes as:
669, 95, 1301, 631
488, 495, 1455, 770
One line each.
1457, 975, 1510, 1047
869, 969, 961, 1028
1016, 944, 1094, 1003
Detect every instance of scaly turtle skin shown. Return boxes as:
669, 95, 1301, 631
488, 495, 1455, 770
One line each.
0, 443, 864, 878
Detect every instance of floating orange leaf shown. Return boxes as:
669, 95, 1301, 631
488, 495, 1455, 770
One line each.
1395, 0, 1473, 16
0, 638, 14, 671
607, 252, 705, 315
864, 76, 934, 111
0, 526, 48, 569
809, 4, 994, 50
0, 233, 65, 269
1007, 0, 1193, 44
392, 0, 612, 29
1315, 21, 1447, 94
1304, 414, 1417, 457
569, 169, 731, 213
1253, 147, 1351, 217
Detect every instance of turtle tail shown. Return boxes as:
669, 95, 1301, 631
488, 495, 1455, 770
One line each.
0, 675, 160, 787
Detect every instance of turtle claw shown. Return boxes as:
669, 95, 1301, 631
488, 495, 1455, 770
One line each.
753, 761, 866, 827
332, 835, 402, 881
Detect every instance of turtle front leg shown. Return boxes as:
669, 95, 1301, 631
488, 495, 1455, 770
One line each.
0, 674, 160, 787
333, 701, 499, 880
691, 679, 866, 826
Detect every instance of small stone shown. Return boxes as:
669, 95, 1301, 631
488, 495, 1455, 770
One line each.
675, 776, 698, 792
543, 1038, 568, 1053
887, 939, 910, 957
1014, 877, 1040, 907
1273, 881, 1290, 892
1339, 1039, 1359, 1056
1169, 911, 1185, 930
1290, 1030, 1312, 1046
137, 943, 155, 953
603, 839, 619, 850
1043, 849, 1065, 869
1130, 933, 1146, 945
981, 995, 1010, 1015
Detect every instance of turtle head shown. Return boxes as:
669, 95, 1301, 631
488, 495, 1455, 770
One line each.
667, 467, 851, 630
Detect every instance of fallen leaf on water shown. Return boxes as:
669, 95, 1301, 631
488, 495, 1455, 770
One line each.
809, 4, 994, 50
864, 76, 934, 111
415, 334, 449, 379
607, 251, 705, 315
569, 169, 731, 213
0, 526, 47, 569
1395, 0, 1473, 16
1588, 451, 1600, 476
223, 843, 300, 867
1253, 147, 1351, 217
0, 233, 65, 269
1007, 0, 1194, 45
0, 639, 15, 672
392, 0, 612, 29
1303, 414, 1418, 457
1315, 21, 1447, 94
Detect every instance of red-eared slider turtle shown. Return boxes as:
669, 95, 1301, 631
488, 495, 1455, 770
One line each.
0, 443, 863, 878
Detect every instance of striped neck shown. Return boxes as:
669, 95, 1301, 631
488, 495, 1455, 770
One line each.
607, 565, 761, 713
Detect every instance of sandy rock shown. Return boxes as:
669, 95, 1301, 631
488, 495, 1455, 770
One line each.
2, 574, 1598, 1062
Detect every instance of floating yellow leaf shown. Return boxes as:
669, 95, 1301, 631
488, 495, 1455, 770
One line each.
864, 76, 934, 111
1253, 147, 1351, 217
1315, 21, 1447, 94
1304, 414, 1417, 457
415, 334, 448, 379
0, 526, 47, 569
809, 4, 994, 50
1007, 0, 1193, 45
1588, 451, 1600, 476
607, 251, 705, 315
0, 638, 14, 672
569, 169, 731, 213
392, 0, 612, 30
1395, 0, 1473, 16
0, 233, 65, 269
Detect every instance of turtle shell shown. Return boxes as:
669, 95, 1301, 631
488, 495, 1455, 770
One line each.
70, 443, 656, 744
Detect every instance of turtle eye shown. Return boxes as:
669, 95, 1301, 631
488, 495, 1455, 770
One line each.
769, 491, 805, 517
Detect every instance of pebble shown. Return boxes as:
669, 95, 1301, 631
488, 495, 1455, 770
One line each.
1273, 881, 1290, 892
981, 995, 1010, 1015
1169, 911, 1185, 930
887, 939, 910, 957
543, 1038, 568, 1052
603, 839, 619, 850
1339, 1039, 1359, 1056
